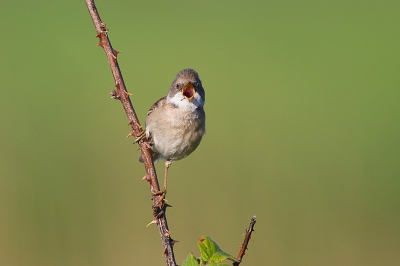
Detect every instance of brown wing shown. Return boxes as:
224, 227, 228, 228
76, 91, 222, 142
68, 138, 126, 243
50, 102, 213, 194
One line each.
139, 96, 167, 163
147, 96, 167, 116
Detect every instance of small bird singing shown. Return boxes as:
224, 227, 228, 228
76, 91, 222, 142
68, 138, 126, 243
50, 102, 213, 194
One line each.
139, 68, 206, 195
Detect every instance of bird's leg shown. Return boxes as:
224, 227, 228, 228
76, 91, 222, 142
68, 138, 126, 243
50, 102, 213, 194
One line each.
153, 160, 172, 199
163, 160, 172, 195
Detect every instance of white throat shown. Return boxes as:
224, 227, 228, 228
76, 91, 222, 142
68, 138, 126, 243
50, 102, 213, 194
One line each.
167, 92, 204, 110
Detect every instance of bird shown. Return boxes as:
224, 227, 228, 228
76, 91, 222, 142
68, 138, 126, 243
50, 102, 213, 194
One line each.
138, 68, 206, 196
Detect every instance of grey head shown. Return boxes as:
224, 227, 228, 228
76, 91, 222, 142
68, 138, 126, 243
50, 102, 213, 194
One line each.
166, 68, 205, 109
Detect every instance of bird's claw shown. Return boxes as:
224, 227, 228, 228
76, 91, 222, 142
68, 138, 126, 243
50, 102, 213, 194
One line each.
153, 188, 167, 197
133, 130, 146, 143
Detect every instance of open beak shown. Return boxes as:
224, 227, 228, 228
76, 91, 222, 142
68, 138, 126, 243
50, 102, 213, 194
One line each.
182, 83, 196, 101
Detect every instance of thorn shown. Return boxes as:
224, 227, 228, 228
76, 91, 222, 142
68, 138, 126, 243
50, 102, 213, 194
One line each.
164, 203, 172, 208
146, 220, 156, 227
113, 49, 121, 56
126, 131, 135, 138
124, 91, 132, 97
163, 247, 168, 256
94, 32, 101, 38
142, 175, 150, 181
170, 239, 179, 246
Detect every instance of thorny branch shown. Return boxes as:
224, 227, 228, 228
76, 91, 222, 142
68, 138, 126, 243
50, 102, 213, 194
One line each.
84, 1, 177, 265
233, 216, 257, 266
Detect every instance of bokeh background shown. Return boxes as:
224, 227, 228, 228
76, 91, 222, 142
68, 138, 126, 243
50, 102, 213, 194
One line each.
1, 1, 399, 265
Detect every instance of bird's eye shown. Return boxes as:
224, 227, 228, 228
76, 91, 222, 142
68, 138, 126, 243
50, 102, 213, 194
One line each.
176, 84, 180, 90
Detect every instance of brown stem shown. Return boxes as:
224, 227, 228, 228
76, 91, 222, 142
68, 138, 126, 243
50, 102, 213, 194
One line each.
84, 1, 177, 265
233, 215, 257, 266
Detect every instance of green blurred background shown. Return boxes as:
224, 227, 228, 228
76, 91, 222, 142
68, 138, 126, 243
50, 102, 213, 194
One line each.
1, 1, 399, 265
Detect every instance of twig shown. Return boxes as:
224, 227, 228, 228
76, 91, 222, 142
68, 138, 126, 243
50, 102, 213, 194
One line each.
233, 215, 257, 266
84, 1, 177, 265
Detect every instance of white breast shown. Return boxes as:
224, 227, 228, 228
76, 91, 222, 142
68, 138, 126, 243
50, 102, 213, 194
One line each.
146, 104, 205, 162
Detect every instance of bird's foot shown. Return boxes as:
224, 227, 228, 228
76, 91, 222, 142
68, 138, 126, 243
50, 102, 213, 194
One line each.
152, 187, 168, 207
153, 188, 166, 196
153, 187, 167, 199
133, 130, 146, 144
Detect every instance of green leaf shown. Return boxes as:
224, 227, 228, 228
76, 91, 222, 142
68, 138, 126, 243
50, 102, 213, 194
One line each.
182, 253, 200, 266
197, 236, 237, 264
